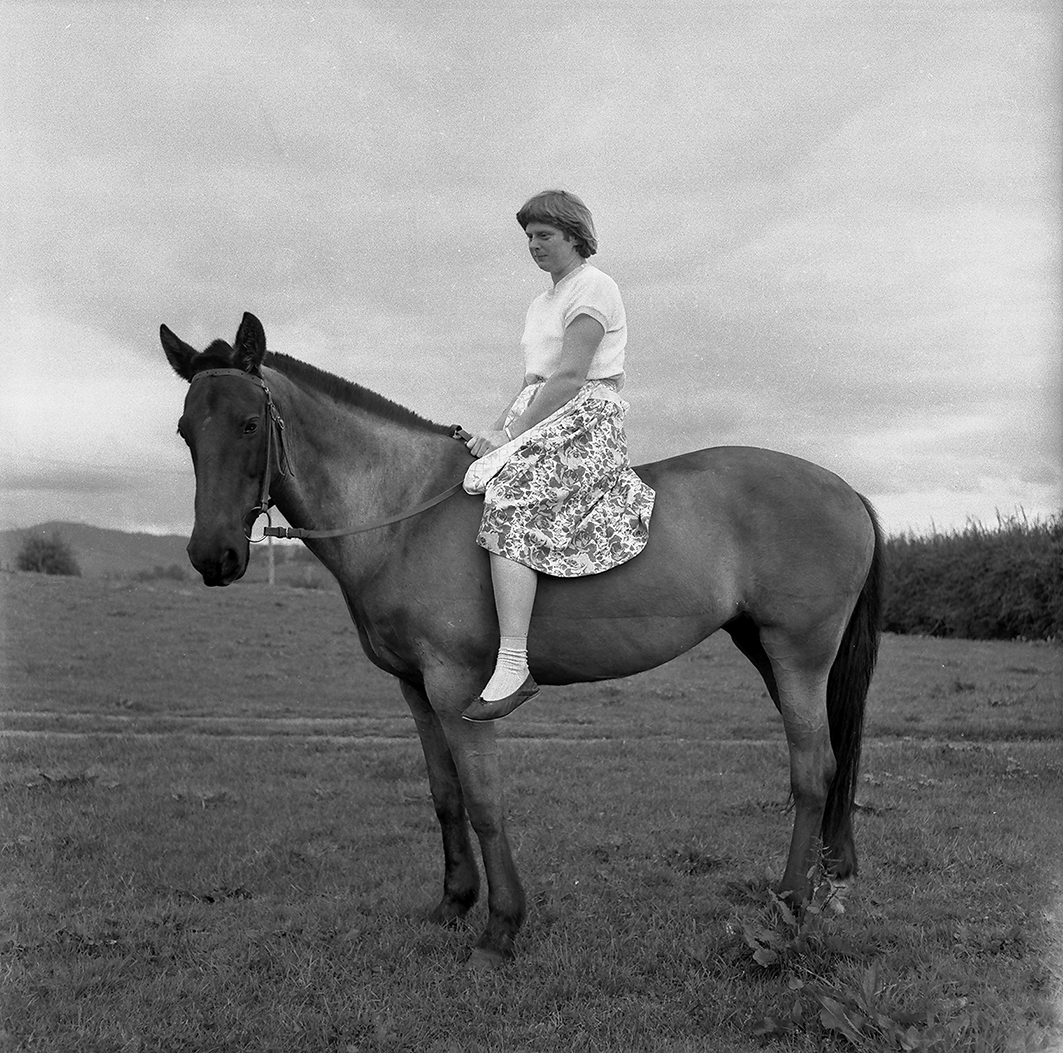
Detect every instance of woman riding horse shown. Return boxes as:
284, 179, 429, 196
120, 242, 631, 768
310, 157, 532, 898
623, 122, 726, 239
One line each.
463, 190, 655, 721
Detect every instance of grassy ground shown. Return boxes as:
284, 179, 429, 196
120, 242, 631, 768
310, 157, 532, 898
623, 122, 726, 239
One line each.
1, 573, 1061, 1052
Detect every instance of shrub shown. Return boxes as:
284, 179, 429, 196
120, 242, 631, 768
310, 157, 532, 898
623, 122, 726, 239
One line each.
16, 531, 82, 577
883, 511, 1062, 641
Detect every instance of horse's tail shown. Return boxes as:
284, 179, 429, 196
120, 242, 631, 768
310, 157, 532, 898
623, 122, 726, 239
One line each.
821, 495, 885, 876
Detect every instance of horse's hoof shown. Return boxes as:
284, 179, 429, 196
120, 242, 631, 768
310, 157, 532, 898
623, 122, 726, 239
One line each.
429, 908, 462, 928
467, 947, 508, 970
428, 898, 474, 927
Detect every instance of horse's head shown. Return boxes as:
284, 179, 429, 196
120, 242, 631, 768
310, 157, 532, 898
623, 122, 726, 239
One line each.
161, 312, 275, 586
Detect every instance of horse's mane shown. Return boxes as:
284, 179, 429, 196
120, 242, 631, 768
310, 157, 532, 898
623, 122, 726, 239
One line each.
265, 352, 451, 435
192, 340, 450, 436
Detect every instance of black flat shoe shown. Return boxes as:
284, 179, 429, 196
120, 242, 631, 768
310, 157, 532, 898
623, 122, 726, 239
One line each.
462, 676, 540, 722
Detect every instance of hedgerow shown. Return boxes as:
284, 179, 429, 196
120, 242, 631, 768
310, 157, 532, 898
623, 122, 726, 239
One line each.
883, 512, 1062, 641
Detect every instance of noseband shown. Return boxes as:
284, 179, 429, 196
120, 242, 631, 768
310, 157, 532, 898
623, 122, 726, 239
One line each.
188, 368, 469, 542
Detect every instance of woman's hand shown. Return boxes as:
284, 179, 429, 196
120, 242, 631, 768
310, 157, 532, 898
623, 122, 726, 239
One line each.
466, 430, 510, 458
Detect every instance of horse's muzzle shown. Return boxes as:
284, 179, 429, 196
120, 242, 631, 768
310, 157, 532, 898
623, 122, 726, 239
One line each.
187, 536, 248, 587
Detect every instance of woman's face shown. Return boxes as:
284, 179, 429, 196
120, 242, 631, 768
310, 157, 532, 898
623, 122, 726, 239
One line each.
525, 221, 581, 276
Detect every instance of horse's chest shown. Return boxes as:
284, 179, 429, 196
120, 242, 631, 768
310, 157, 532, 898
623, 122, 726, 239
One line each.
345, 584, 494, 685
347, 609, 418, 677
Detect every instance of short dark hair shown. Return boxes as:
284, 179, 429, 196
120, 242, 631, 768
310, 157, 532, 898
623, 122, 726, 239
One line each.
516, 189, 598, 257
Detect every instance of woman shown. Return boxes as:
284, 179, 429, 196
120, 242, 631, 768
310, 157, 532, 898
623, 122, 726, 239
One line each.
461, 190, 655, 722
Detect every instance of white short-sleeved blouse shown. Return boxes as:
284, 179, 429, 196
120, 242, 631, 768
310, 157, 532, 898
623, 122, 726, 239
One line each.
520, 263, 627, 383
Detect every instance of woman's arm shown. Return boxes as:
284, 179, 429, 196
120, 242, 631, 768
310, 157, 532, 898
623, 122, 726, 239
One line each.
465, 313, 605, 458
508, 313, 604, 438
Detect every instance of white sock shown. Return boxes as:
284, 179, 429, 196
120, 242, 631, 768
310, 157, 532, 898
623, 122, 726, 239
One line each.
481, 636, 530, 701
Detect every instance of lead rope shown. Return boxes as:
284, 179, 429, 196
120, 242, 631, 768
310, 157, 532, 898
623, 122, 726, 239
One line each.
260, 424, 473, 540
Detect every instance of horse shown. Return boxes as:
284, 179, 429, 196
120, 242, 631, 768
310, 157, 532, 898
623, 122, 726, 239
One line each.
161, 312, 883, 966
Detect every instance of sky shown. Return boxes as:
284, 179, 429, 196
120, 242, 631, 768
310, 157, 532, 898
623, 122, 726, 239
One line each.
2, 1, 1059, 539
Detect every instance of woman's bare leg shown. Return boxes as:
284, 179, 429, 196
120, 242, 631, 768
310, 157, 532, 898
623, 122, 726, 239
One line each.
490, 553, 538, 639
463, 554, 540, 720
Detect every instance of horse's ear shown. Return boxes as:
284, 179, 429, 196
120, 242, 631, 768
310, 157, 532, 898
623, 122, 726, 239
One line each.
160, 324, 199, 382
233, 312, 267, 373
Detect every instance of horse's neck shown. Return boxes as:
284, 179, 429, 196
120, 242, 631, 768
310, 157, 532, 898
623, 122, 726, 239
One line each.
269, 372, 462, 538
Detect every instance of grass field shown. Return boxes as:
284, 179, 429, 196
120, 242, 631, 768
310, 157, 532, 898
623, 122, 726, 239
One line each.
1, 572, 1061, 1052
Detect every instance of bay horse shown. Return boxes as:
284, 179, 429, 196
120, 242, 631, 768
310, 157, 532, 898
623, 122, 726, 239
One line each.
161, 312, 883, 966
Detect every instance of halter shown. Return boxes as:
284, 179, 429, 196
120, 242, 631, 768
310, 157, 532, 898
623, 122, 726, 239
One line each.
188, 367, 469, 542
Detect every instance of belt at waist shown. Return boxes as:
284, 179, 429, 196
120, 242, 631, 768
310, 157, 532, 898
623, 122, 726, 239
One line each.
526, 374, 622, 391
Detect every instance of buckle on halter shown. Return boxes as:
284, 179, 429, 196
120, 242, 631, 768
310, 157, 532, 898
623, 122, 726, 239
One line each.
246, 507, 272, 543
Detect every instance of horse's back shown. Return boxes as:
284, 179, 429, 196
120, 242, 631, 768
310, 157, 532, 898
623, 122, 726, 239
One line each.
635, 445, 872, 564
528, 446, 877, 682
634, 445, 860, 504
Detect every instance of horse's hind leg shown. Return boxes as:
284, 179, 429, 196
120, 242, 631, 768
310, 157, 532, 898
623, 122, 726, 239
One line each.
399, 681, 480, 924
755, 627, 841, 904
731, 616, 863, 901
777, 680, 835, 902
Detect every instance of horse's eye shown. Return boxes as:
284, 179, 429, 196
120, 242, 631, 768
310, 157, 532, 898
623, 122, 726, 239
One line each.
243, 418, 259, 435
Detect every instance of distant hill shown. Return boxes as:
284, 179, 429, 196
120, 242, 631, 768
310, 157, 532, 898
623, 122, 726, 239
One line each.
0, 522, 191, 579
0, 521, 334, 588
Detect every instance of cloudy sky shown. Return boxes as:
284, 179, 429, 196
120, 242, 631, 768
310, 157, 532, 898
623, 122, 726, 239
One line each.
2, 2, 1059, 538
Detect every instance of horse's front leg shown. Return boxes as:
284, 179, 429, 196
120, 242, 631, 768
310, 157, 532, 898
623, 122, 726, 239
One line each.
399, 680, 480, 925
436, 709, 527, 966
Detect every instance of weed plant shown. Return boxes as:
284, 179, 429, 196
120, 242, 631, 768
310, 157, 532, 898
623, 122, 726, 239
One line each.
740, 866, 1056, 1051
884, 512, 1062, 641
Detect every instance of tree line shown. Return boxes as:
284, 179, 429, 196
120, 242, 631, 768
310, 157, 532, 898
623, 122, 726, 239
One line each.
882, 511, 1061, 641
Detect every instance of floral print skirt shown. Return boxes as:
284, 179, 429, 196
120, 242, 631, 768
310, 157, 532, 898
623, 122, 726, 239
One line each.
463, 380, 655, 577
